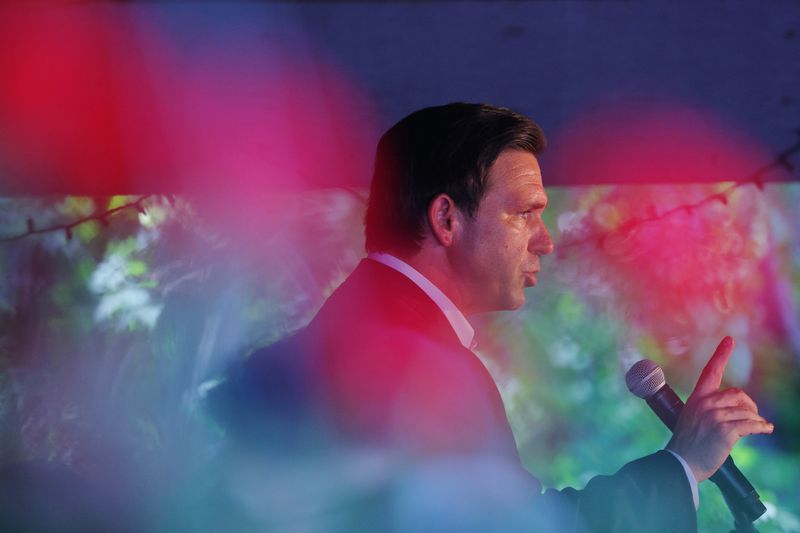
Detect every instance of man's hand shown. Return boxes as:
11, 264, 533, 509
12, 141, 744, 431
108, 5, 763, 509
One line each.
666, 336, 773, 482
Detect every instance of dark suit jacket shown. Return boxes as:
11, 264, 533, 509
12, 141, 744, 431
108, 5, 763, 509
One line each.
214, 259, 696, 532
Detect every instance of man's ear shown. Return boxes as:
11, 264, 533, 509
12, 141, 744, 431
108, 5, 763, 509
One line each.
427, 193, 461, 247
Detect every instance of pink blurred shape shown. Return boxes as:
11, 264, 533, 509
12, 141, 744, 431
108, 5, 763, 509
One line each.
548, 101, 769, 185
0, 4, 376, 198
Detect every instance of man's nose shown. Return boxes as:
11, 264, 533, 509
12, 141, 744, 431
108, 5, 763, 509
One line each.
530, 224, 554, 256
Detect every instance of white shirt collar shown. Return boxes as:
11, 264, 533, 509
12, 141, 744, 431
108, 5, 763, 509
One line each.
367, 252, 476, 351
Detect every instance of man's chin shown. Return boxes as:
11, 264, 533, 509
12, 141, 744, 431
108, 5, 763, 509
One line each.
476, 289, 527, 313
506, 293, 526, 311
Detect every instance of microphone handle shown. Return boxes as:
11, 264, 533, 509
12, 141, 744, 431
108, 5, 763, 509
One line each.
645, 383, 682, 430
646, 385, 766, 523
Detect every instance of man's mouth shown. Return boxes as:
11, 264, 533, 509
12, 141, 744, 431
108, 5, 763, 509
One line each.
523, 271, 538, 286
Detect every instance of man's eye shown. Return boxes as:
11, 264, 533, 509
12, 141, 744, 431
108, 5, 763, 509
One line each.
520, 210, 532, 217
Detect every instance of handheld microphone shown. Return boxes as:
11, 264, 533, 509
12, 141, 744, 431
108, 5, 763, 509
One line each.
625, 359, 766, 523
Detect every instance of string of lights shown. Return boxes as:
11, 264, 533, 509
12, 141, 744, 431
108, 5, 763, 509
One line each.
0, 135, 797, 247
555, 134, 800, 253
0, 194, 157, 243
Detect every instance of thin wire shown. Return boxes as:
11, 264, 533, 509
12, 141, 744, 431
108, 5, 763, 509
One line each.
0, 195, 155, 243
555, 136, 800, 253
1, 134, 798, 247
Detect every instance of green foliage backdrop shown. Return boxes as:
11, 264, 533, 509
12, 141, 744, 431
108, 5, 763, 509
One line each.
0, 186, 797, 531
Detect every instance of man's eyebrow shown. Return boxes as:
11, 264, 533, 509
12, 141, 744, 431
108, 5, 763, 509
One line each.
526, 195, 548, 209
510, 184, 548, 208
513, 198, 547, 211
530, 197, 548, 207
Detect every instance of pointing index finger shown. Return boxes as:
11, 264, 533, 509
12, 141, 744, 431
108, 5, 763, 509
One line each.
694, 336, 734, 396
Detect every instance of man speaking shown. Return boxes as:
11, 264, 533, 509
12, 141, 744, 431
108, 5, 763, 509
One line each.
218, 103, 773, 531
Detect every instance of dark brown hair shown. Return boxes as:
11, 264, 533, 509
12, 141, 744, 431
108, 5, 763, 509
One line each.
364, 102, 546, 256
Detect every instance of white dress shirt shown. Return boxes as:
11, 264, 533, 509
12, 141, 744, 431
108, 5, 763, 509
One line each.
366, 252, 698, 508
367, 252, 476, 350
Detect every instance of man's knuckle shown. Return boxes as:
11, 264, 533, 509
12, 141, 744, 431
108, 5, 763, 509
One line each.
735, 390, 750, 402
741, 392, 756, 405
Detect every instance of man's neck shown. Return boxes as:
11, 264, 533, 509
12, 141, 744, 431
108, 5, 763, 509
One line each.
367, 251, 476, 350
395, 249, 471, 315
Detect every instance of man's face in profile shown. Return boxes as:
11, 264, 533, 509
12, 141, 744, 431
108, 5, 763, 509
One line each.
451, 149, 554, 314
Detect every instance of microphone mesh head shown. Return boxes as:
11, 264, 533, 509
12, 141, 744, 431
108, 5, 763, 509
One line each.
625, 360, 666, 399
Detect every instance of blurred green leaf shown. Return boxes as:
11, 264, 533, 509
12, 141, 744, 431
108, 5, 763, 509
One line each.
127, 260, 148, 277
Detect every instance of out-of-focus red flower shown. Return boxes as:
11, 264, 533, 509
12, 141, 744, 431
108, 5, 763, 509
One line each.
0, 4, 376, 198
